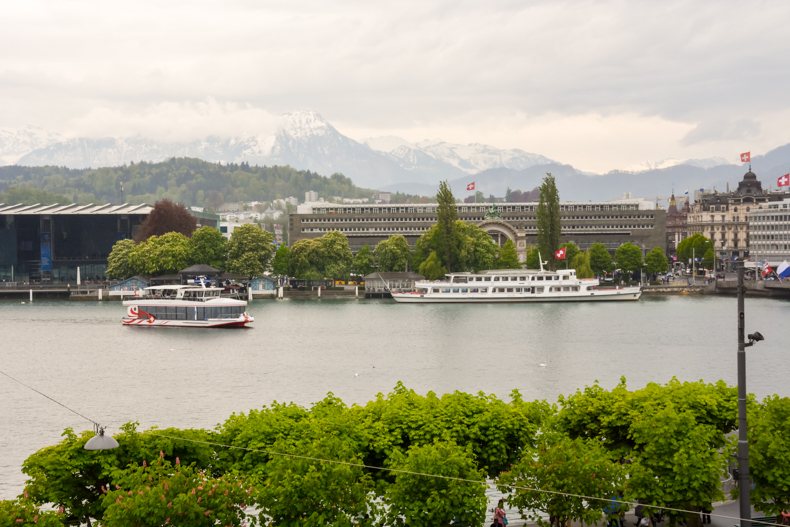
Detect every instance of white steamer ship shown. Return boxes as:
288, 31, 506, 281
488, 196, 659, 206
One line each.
390, 268, 641, 303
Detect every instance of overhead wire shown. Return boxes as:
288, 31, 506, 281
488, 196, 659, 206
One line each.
0, 369, 99, 427
2, 368, 781, 527
147, 431, 785, 527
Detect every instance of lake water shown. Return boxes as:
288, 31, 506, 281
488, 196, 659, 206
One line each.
1, 295, 789, 498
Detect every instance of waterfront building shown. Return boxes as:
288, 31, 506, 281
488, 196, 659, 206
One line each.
748, 197, 790, 266
0, 203, 218, 283
289, 198, 666, 261
686, 169, 790, 268
665, 193, 690, 256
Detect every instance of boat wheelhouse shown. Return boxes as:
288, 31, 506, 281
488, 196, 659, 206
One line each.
122, 285, 253, 328
390, 268, 641, 303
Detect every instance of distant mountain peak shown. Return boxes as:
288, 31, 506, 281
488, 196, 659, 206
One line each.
279, 110, 334, 139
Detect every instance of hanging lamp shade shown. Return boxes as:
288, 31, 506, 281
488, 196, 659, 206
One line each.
84, 426, 119, 450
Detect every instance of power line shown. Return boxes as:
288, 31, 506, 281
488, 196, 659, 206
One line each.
1, 369, 99, 427
2, 368, 779, 527
148, 432, 785, 527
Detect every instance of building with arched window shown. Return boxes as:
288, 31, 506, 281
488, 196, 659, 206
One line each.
289, 198, 666, 261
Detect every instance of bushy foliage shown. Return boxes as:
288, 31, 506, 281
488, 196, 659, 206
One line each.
226, 224, 275, 278
21, 381, 786, 527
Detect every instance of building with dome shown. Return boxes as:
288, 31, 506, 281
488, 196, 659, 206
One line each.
686, 169, 790, 269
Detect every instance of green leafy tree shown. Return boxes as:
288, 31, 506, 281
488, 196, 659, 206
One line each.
102, 456, 253, 527
384, 441, 487, 527
318, 231, 353, 279
571, 250, 594, 278
226, 224, 275, 278
351, 245, 375, 277
255, 435, 373, 526
417, 250, 447, 280
536, 173, 561, 269
614, 242, 643, 282
415, 221, 498, 273
495, 239, 521, 269
188, 226, 227, 269
271, 244, 290, 277
589, 243, 614, 277
644, 247, 669, 277
0, 185, 68, 206
21, 424, 219, 527
0, 498, 65, 527
288, 239, 323, 280
457, 221, 499, 271
374, 235, 411, 272
749, 395, 790, 515
434, 181, 461, 271
627, 405, 727, 526
525, 246, 541, 269
105, 239, 138, 279
20, 426, 123, 526
500, 432, 625, 527
560, 242, 580, 265
134, 198, 197, 242
677, 234, 712, 266
129, 232, 191, 276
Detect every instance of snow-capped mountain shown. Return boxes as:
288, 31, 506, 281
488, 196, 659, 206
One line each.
5, 111, 556, 189
414, 140, 554, 174
3, 111, 787, 200
0, 126, 64, 165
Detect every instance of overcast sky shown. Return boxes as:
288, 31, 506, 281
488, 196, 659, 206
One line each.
1, 0, 788, 173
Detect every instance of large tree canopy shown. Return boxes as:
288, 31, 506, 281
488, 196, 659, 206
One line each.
677, 233, 713, 266
226, 224, 275, 278
134, 198, 197, 242
374, 235, 412, 272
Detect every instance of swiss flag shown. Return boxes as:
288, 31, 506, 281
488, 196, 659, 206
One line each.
554, 247, 566, 260
740, 151, 751, 163
466, 181, 476, 191
762, 266, 773, 278
778, 173, 790, 187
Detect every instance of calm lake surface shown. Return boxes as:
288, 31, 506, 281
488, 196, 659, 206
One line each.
1, 295, 789, 498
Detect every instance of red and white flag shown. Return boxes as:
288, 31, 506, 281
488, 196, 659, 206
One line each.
554, 247, 566, 260
466, 181, 476, 191
740, 151, 751, 163
778, 173, 790, 187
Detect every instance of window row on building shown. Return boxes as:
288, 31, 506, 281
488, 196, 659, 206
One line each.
306, 203, 644, 215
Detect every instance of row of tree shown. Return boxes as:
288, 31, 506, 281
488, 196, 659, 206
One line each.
3, 380, 789, 526
106, 180, 691, 283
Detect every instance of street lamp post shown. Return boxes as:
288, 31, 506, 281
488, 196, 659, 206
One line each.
736, 264, 764, 527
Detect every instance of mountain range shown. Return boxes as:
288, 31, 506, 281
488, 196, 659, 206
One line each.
2, 111, 788, 203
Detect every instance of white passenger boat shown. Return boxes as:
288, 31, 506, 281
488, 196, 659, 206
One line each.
122, 285, 254, 328
390, 268, 641, 303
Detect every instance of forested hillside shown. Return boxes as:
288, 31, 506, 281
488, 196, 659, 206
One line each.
0, 158, 375, 208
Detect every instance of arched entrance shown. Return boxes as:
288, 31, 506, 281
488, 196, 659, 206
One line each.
477, 220, 518, 247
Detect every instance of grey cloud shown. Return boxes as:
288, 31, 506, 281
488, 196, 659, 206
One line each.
681, 119, 761, 146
